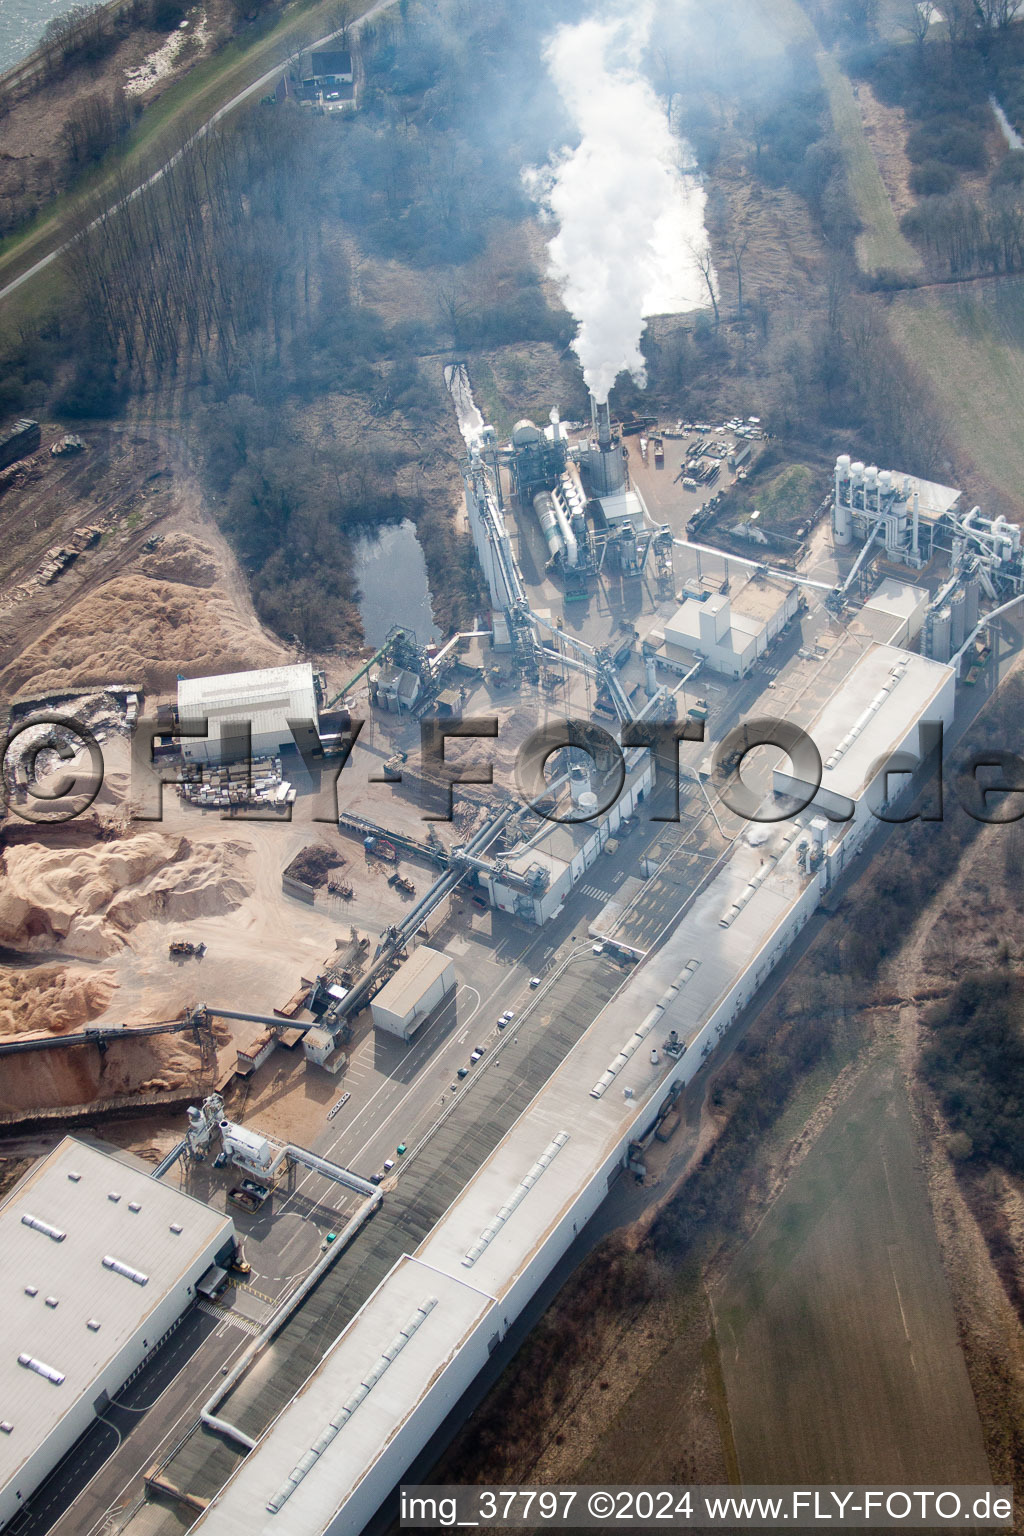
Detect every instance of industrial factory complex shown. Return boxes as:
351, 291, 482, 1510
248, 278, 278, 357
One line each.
4, 369, 1024, 1536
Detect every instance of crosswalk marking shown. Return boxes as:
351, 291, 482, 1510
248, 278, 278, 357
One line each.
197, 1298, 263, 1336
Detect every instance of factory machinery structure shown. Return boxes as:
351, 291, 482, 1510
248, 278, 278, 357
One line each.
338, 400, 1024, 1070
282, 395, 686, 1058
464, 405, 1024, 687
182, 643, 958, 1536
9, 388, 1024, 1536
312, 706, 662, 1051
180, 1093, 378, 1200
830, 453, 1024, 666
462, 396, 676, 641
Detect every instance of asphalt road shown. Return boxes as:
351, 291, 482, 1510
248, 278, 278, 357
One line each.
9, 1307, 242, 1536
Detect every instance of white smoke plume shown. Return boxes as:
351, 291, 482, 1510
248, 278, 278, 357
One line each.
527, 5, 713, 405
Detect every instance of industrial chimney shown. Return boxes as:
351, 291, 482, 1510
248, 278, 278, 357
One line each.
587, 395, 625, 497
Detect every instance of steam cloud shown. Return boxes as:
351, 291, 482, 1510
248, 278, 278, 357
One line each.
527, 5, 713, 405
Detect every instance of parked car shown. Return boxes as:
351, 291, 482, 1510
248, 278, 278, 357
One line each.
457, 1066, 469, 1078
501, 1009, 515, 1022
470, 1049, 484, 1063
529, 976, 541, 989
396, 1143, 407, 1156
383, 1159, 395, 1173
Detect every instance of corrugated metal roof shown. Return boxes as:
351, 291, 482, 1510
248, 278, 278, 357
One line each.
177, 665, 317, 746
371, 947, 454, 1019
802, 643, 952, 803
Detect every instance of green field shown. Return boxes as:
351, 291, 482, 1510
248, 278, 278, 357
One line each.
713, 1055, 991, 1483
818, 52, 921, 279
889, 277, 1024, 510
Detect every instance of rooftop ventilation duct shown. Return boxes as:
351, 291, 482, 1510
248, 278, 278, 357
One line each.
265, 1297, 439, 1514
20, 1215, 66, 1242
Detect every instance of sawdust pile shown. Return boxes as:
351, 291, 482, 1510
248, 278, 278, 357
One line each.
0, 832, 252, 958
0, 1030, 211, 1114
0, 964, 118, 1036
138, 532, 219, 587
0, 575, 285, 696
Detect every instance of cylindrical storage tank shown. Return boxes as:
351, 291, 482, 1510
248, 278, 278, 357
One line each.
833, 454, 852, 544
533, 491, 564, 564
569, 765, 592, 806
851, 461, 865, 482
587, 445, 626, 497
833, 497, 852, 545
553, 496, 578, 568
576, 791, 599, 820
879, 470, 893, 495
512, 420, 543, 448
928, 608, 953, 663
965, 578, 979, 634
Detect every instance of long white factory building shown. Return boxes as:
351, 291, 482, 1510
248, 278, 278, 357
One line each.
185, 643, 955, 1536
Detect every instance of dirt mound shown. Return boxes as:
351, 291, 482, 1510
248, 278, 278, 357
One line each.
0, 575, 286, 696
0, 832, 252, 958
0, 964, 118, 1036
0, 1030, 210, 1114
284, 844, 346, 888
138, 533, 219, 587
108, 838, 250, 928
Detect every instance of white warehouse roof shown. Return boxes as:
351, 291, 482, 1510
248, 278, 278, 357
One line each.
0, 1139, 234, 1498
864, 578, 928, 624
178, 664, 318, 756
793, 642, 954, 808
371, 947, 454, 1023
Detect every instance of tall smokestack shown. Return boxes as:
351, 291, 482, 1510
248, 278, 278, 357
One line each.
594, 396, 612, 451
586, 395, 624, 497
595, 396, 614, 448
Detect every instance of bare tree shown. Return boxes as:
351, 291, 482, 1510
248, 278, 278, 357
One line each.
728, 229, 752, 318
977, 0, 1024, 25
689, 240, 720, 328
898, 0, 932, 47
435, 278, 466, 348
944, 0, 977, 47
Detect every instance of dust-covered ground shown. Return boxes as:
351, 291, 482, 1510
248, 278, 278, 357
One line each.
0, 418, 356, 1123
0, 428, 292, 699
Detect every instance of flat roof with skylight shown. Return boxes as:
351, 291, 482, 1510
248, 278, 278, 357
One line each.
0, 1138, 233, 1522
